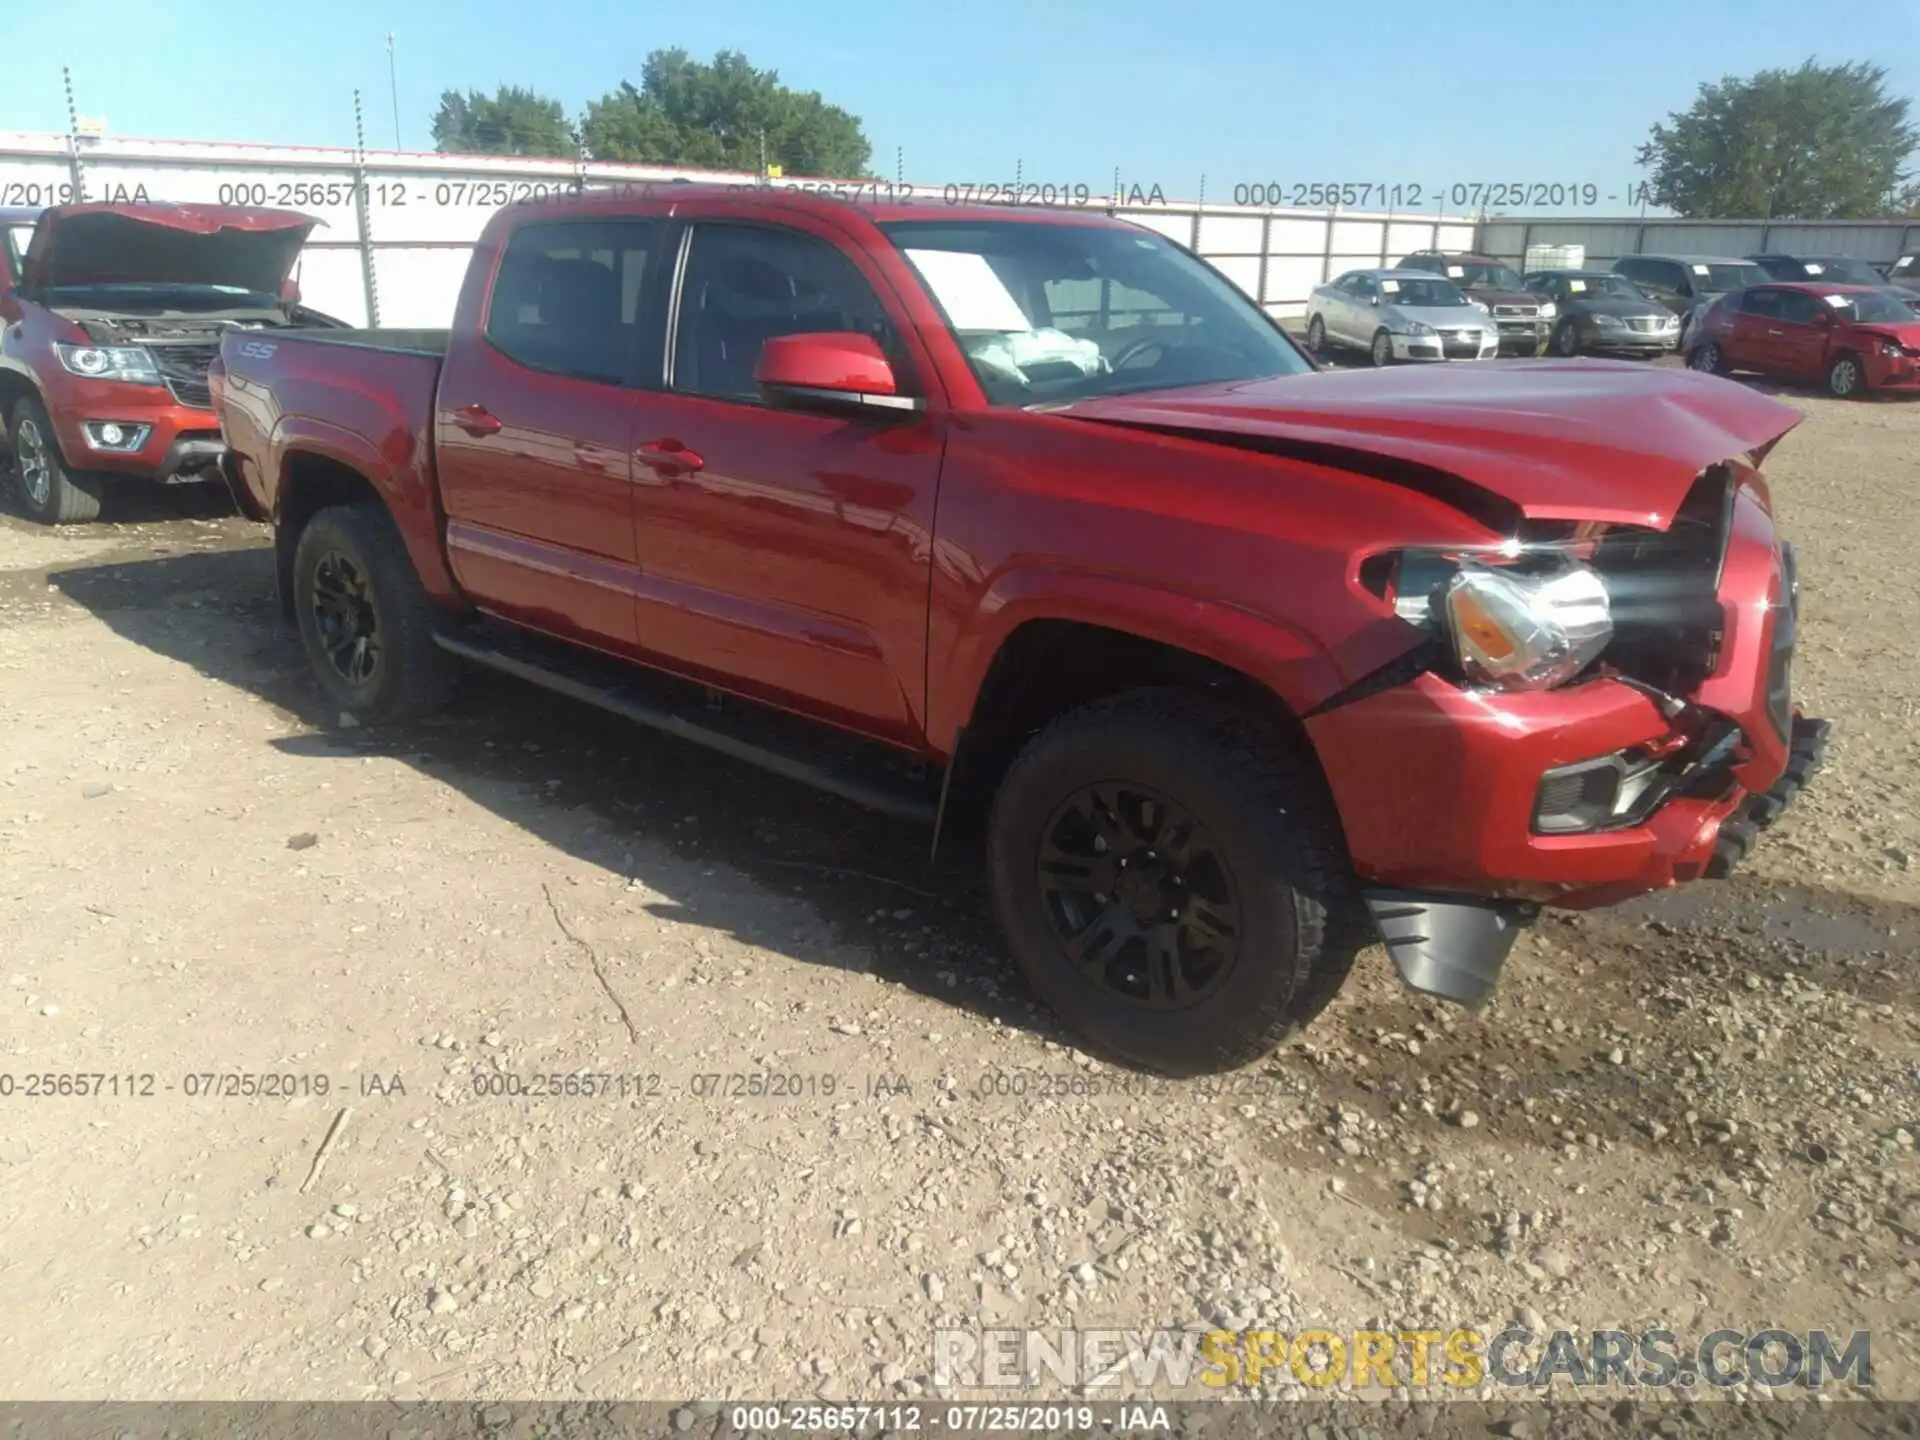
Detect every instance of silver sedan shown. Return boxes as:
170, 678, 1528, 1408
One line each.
1304, 268, 1502, 366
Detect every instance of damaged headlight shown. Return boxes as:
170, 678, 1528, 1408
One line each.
54, 344, 163, 385
1382, 548, 1614, 692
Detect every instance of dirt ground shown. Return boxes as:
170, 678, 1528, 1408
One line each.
0, 379, 1915, 1431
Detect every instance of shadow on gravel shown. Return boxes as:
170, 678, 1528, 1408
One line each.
46, 543, 1051, 1043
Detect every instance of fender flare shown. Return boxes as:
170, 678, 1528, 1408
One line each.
270, 415, 460, 605
932, 565, 1346, 754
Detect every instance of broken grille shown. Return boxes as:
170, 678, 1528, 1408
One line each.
139, 343, 222, 410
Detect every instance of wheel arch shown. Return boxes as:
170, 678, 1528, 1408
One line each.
271, 434, 462, 623
935, 588, 1347, 851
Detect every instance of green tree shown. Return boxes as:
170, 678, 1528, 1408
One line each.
581, 48, 871, 177
431, 85, 577, 157
1636, 60, 1916, 219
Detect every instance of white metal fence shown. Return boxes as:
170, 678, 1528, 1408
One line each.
14, 130, 1909, 326
1477, 216, 1920, 272
0, 129, 1478, 326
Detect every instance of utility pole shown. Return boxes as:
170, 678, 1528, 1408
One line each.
386, 33, 402, 150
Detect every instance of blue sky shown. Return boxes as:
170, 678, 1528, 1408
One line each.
9, 0, 1918, 210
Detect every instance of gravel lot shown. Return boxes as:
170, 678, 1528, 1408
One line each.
0, 377, 1915, 1431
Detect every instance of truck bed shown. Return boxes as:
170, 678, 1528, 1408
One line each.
215, 325, 448, 523
265, 327, 450, 356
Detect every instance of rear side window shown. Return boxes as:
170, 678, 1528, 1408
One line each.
1740, 289, 1785, 318
486, 220, 656, 384
1776, 291, 1824, 325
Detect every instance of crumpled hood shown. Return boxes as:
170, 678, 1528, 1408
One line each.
1057, 362, 1803, 528
1857, 321, 1920, 349
24, 203, 317, 295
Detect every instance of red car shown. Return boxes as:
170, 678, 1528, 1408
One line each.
1687, 281, 1920, 398
0, 202, 337, 524
214, 187, 1827, 1074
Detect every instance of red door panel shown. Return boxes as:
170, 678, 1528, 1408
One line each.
629, 394, 942, 744
434, 219, 658, 652
628, 218, 945, 746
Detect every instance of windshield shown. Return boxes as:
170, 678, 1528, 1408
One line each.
1447, 261, 1525, 289
1380, 276, 1466, 307
1559, 273, 1643, 299
1799, 257, 1885, 286
880, 219, 1311, 405
1700, 263, 1770, 293
1830, 291, 1916, 325
39, 281, 282, 312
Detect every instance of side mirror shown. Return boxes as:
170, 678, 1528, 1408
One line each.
755, 332, 923, 415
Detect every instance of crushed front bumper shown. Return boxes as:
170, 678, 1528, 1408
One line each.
1312, 476, 1824, 1007
1359, 713, 1830, 1005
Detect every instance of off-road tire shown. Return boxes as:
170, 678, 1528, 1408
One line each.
1826, 351, 1866, 399
1305, 314, 1327, 356
292, 503, 455, 725
1370, 329, 1393, 367
9, 396, 104, 524
986, 689, 1368, 1076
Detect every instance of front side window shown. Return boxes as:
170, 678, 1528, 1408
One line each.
880, 218, 1310, 406
3, 224, 33, 281
671, 223, 901, 403
486, 220, 654, 384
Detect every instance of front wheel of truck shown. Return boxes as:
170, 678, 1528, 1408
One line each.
987, 689, 1368, 1076
292, 504, 454, 725
9, 397, 104, 524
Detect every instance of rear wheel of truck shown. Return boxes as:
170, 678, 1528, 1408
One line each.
9, 397, 104, 524
292, 504, 455, 725
986, 689, 1367, 1076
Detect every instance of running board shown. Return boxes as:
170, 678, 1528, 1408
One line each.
432, 626, 939, 826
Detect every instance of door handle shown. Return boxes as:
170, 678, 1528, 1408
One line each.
450, 403, 502, 437
635, 438, 705, 476
1767, 328, 1785, 335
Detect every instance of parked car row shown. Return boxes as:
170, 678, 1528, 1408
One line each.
1304, 244, 1920, 378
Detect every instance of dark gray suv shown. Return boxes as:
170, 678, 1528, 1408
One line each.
1610, 254, 1773, 347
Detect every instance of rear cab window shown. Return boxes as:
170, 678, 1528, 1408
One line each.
484, 219, 657, 385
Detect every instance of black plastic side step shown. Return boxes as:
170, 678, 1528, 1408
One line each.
433, 624, 939, 826
1706, 716, 1831, 878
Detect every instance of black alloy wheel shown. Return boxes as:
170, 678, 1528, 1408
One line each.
308, 549, 384, 687
1036, 780, 1242, 1009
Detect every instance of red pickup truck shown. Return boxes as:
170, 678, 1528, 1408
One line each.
213, 187, 1828, 1075
0, 203, 335, 523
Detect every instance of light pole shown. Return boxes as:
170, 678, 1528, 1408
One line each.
386, 33, 402, 150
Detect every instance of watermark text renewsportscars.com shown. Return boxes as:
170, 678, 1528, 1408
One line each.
933, 1326, 1872, 1392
